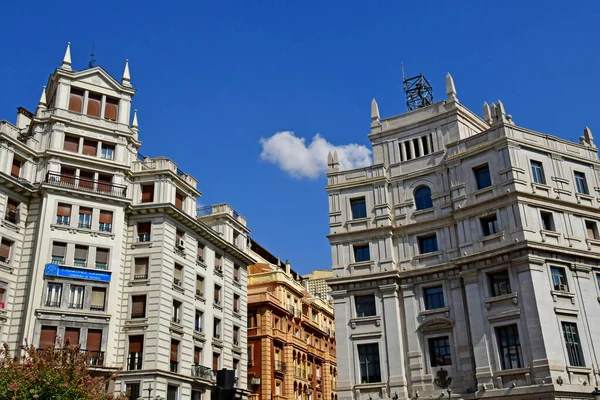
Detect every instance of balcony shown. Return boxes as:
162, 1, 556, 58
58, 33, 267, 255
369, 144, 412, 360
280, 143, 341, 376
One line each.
197, 203, 247, 227
274, 360, 286, 374
95, 263, 108, 271
78, 222, 91, 229
56, 216, 70, 226
98, 223, 112, 233
73, 260, 87, 268
137, 234, 151, 243
127, 353, 143, 370
170, 361, 179, 373
82, 350, 104, 367
191, 364, 214, 381
46, 172, 127, 198
134, 273, 148, 280
68, 302, 84, 310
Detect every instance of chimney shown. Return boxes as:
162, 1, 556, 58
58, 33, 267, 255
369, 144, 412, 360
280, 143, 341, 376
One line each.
16, 107, 34, 129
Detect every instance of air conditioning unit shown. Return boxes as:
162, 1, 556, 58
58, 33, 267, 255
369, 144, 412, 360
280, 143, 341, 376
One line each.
556, 284, 568, 292
176, 239, 185, 249
251, 378, 261, 385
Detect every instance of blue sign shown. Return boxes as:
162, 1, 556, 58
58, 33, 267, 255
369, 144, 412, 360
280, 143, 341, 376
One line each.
44, 264, 111, 282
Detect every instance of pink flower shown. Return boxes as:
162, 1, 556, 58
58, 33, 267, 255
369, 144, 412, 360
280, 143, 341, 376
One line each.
8, 382, 19, 392
18, 344, 24, 349
88, 379, 93, 384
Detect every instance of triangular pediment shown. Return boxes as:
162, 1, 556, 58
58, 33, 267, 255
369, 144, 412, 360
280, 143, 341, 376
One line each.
71, 67, 123, 91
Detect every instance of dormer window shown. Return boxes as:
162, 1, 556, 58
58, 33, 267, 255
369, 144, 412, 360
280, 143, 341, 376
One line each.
104, 97, 119, 121
69, 88, 84, 113
87, 93, 102, 117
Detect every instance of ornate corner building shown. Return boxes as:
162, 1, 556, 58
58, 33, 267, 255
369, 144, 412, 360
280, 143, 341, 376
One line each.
246, 238, 338, 400
326, 74, 600, 399
0, 44, 255, 400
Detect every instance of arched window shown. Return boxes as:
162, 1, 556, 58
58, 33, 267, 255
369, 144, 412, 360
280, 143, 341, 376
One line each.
414, 186, 433, 210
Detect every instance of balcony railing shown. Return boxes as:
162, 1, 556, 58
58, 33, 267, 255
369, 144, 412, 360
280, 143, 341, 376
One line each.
134, 273, 148, 280
95, 263, 108, 270
78, 222, 91, 229
127, 353, 143, 370
56, 216, 70, 225
83, 350, 104, 366
137, 234, 151, 243
274, 360, 285, 373
98, 223, 112, 232
51, 257, 66, 265
45, 301, 61, 307
170, 361, 179, 373
191, 364, 214, 381
68, 302, 84, 309
90, 305, 105, 312
46, 172, 127, 198
131, 312, 146, 319
73, 260, 87, 268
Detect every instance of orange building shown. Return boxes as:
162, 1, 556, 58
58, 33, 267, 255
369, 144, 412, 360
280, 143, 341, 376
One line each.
246, 239, 338, 400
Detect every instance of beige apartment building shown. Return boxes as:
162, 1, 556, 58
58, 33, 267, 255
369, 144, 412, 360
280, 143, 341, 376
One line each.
0, 44, 254, 400
326, 74, 600, 399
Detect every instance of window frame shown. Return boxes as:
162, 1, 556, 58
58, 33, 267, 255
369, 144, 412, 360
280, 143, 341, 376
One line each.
349, 197, 367, 220
488, 270, 512, 297
562, 321, 585, 367
354, 294, 377, 318
428, 336, 452, 367
414, 186, 433, 211
540, 211, 555, 231
574, 171, 588, 195
423, 285, 445, 310
480, 214, 499, 236
418, 234, 438, 254
473, 164, 492, 190
530, 160, 546, 184
550, 267, 569, 292
495, 324, 523, 370
357, 343, 381, 384
353, 244, 370, 263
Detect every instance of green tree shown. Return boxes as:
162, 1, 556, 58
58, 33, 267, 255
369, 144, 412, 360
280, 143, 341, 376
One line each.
0, 340, 128, 400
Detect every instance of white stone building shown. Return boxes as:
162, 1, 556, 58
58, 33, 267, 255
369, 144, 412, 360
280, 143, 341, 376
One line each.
326, 74, 600, 400
0, 44, 255, 400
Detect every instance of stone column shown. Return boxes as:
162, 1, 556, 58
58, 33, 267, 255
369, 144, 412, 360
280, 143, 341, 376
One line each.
381, 283, 409, 399
401, 284, 428, 393
400, 141, 407, 162
332, 290, 352, 400
417, 138, 424, 158
408, 140, 415, 160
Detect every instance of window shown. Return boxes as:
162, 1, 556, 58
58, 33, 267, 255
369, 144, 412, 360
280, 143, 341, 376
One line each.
137, 222, 151, 242
127, 335, 143, 370
355, 295, 376, 318
79, 170, 94, 190
174, 264, 183, 287
233, 231, 240, 246
141, 184, 154, 203
11, 157, 22, 178
551, 267, 568, 291
68, 88, 84, 113
176, 229, 184, 243
574, 171, 588, 194
60, 167, 76, 185
404, 141, 412, 160
104, 97, 119, 121
56, 203, 71, 225
530, 160, 545, 184
5, 198, 19, 223
234, 264, 240, 281
100, 143, 115, 160
45, 283, 62, 307
172, 300, 182, 323
68, 285, 85, 309
540, 211, 555, 231
234, 294, 240, 313
63, 135, 80, 153
215, 254, 223, 270
489, 270, 511, 297
99, 210, 112, 232
414, 186, 433, 210
193, 346, 202, 365
78, 207, 92, 229
413, 138, 421, 158
353, 244, 370, 262
473, 164, 492, 190
131, 295, 146, 318
248, 346, 254, 366
422, 135, 431, 155
197, 243, 205, 263
233, 326, 240, 345
74, 245, 88, 267
82, 139, 98, 156
481, 214, 499, 236
350, 197, 367, 219
428, 336, 452, 366
214, 317, 221, 338
312, 309, 318, 322
0, 285, 6, 309
585, 220, 599, 240
195, 275, 205, 297
170, 340, 179, 373
86, 329, 102, 363
97, 174, 112, 193
248, 312, 257, 328
195, 310, 203, 332
0, 239, 12, 264
357, 344, 381, 383
496, 324, 523, 370
424, 286, 445, 310
175, 191, 185, 209
125, 383, 140, 400
51, 242, 67, 264
134, 257, 149, 280
214, 285, 221, 305
39, 326, 57, 349
64, 327, 80, 346
87, 93, 102, 117
213, 352, 220, 371
418, 235, 438, 254
90, 288, 106, 311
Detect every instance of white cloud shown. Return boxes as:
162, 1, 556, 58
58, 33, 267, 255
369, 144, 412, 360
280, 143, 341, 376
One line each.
259, 131, 372, 179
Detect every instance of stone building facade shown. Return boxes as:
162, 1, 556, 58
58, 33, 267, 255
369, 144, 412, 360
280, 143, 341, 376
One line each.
0, 44, 255, 400
247, 239, 338, 400
326, 74, 600, 399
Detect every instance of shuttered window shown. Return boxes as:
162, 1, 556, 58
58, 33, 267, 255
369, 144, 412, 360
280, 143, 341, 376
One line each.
87, 93, 102, 117
175, 191, 184, 209
64, 328, 80, 346
97, 174, 112, 193
174, 264, 183, 285
129, 335, 143, 353
60, 167, 76, 184
213, 352, 220, 371
79, 170, 94, 189
6, 199, 19, 224
86, 329, 102, 351
39, 326, 57, 349
234, 264, 240, 281
99, 211, 112, 224
68, 89, 84, 113
234, 294, 240, 312
194, 346, 201, 364
82, 139, 97, 156
137, 222, 151, 242
63, 135, 80, 152
141, 184, 154, 203
0, 239, 11, 261
196, 276, 204, 295
52, 242, 67, 263
74, 245, 88, 266
214, 285, 221, 303
91, 288, 106, 311
11, 158, 22, 178
95, 248, 109, 270
57, 204, 71, 217
104, 97, 118, 121
131, 295, 146, 318
170, 340, 179, 362
134, 258, 149, 279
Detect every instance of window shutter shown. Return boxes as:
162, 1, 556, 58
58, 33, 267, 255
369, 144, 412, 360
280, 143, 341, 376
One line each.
57, 204, 71, 217
175, 192, 184, 209
87, 93, 102, 117
39, 326, 57, 349
97, 174, 112, 192
141, 185, 154, 202
64, 328, 80, 346
11, 158, 21, 178
52, 243, 66, 257
174, 265, 183, 281
63, 135, 79, 152
96, 248, 109, 264
60, 168, 75, 184
104, 98, 119, 121
79, 171, 94, 189
86, 330, 102, 351
586, 223, 596, 239
91, 288, 106, 308
82, 140, 97, 156
74, 245, 88, 260
131, 295, 146, 316
135, 258, 149, 275
170, 341, 178, 362
129, 335, 143, 353
99, 211, 113, 224
68, 89, 84, 113
194, 347, 200, 364
196, 277, 204, 292
214, 286, 220, 302
213, 353, 219, 370
79, 207, 92, 216
0, 240, 11, 259
137, 222, 151, 235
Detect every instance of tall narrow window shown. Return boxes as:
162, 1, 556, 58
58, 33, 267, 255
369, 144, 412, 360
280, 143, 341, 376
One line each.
481, 214, 499, 236
194, 346, 202, 365
413, 138, 421, 158
215, 254, 223, 270
68, 88, 84, 113
51, 242, 67, 265
74, 245, 88, 267
172, 300, 182, 323
78, 207, 92, 229
214, 318, 221, 338
428, 336, 452, 366
357, 344, 381, 383
350, 197, 367, 219
137, 222, 151, 242
197, 243, 205, 263
234, 264, 240, 281
99, 210, 113, 232
104, 97, 119, 121
82, 139, 98, 156
64, 327, 80, 346
56, 203, 71, 225
0, 239, 12, 264
424, 286, 445, 310
174, 264, 183, 286
473, 164, 492, 190
418, 235, 438, 254
196, 275, 205, 297
131, 295, 146, 318
141, 184, 154, 203
530, 160, 545, 184
134, 257, 149, 280
496, 324, 523, 370
355, 295, 376, 317
234, 294, 241, 313
68, 285, 84, 309
45, 283, 62, 307
5, 198, 19, 223
86, 329, 103, 365
214, 285, 221, 305
414, 186, 433, 210
95, 248, 109, 270
90, 288, 106, 311
585, 220, 599, 240
195, 310, 203, 332
126, 383, 140, 400
540, 211, 555, 231
404, 141, 412, 160
233, 326, 240, 345
574, 171, 588, 194
353, 244, 370, 262
175, 191, 185, 209
489, 270, 511, 297
87, 93, 102, 117
551, 267, 569, 291
422, 136, 430, 155
39, 326, 58, 349
128, 335, 143, 370
100, 143, 115, 160
213, 352, 220, 371
170, 339, 179, 373
11, 157, 22, 178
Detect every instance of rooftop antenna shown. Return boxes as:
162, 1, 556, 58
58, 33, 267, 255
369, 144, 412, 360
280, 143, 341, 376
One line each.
88, 43, 96, 68
401, 64, 434, 111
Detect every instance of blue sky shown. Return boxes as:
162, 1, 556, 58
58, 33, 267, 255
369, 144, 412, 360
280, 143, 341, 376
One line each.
1, 1, 599, 274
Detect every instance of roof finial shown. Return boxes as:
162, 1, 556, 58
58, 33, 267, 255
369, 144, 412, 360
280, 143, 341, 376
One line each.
327, 152, 333, 167
61, 42, 72, 70
446, 72, 457, 103
122, 59, 132, 87
483, 102, 492, 124
580, 126, 595, 147
36, 86, 47, 116
131, 109, 139, 130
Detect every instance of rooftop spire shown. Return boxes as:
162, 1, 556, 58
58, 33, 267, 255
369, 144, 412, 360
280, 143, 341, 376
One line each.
131, 109, 139, 130
446, 72, 457, 103
483, 101, 492, 124
36, 86, 47, 116
580, 126, 595, 147
122, 59, 131, 87
61, 42, 72, 70
371, 98, 381, 128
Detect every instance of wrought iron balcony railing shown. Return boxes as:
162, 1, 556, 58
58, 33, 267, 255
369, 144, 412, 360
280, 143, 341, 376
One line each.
191, 364, 214, 381
46, 172, 127, 198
